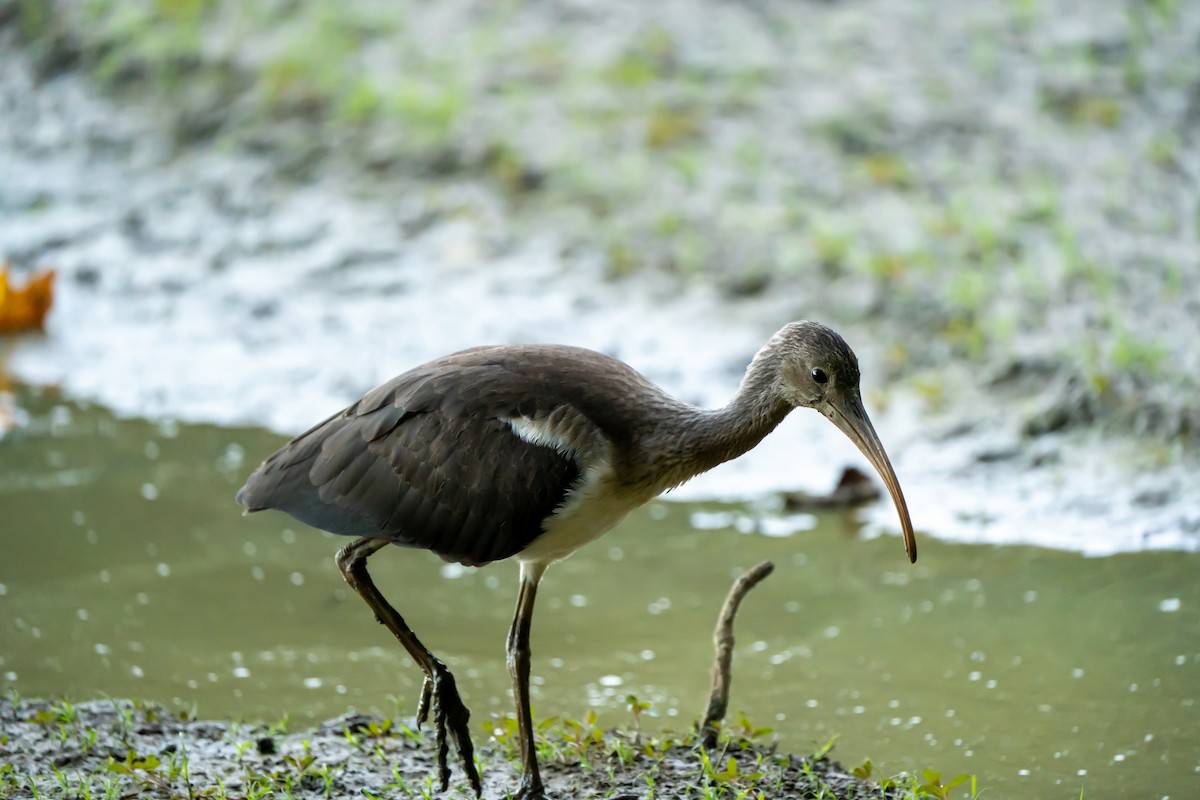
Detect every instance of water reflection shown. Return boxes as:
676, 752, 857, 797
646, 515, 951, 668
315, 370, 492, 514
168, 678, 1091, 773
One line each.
1, 383, 1197, 799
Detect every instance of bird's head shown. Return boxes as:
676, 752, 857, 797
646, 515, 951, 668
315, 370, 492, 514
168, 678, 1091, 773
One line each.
769, 321, 917, 563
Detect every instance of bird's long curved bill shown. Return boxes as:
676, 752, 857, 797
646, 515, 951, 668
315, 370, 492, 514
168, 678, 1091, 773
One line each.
825, 394, 917, 563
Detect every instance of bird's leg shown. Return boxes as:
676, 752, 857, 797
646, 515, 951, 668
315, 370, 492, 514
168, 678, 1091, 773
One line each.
336, 537, 482, 798
507, 562, 548, 800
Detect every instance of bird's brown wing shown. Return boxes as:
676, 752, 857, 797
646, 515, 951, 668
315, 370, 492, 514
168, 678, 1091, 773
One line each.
237, 362, 581, 566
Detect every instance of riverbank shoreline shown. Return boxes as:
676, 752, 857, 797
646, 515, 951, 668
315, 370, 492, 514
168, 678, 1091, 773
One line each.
9, 0, 1199, 443
1, 696, 948, 799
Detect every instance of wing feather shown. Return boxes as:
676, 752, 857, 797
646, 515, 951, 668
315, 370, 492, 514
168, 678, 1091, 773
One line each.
238, 361, 582, 565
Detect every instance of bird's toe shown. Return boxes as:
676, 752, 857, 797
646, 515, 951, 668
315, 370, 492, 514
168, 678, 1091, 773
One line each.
514, 774, 551, 800
430, 662, 483, 797
415, 673, 434, 728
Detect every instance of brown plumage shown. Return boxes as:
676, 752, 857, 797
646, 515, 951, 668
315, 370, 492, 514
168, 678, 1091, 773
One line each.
237, 320, 916, 800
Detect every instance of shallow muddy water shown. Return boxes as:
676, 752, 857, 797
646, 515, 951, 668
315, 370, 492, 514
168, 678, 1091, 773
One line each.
2, 384, 1197, 800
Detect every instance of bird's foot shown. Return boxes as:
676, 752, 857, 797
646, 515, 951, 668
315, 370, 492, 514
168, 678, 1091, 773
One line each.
514, 772, 550, 800
415, 661, 482, 797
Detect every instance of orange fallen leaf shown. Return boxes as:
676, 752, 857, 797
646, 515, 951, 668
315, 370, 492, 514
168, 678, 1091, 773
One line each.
0, 261, 57, 332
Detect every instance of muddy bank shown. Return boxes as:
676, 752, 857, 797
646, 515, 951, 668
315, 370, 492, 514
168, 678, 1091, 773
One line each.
0, 697, 923, 799
12, 0, 1200, 441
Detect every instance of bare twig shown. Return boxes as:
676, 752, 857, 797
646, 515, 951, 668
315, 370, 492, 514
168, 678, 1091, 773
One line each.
700, 560, 775, 747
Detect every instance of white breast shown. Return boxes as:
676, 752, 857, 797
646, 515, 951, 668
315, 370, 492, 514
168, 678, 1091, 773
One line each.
505, 414, 655, 567
519, 462, 653, 565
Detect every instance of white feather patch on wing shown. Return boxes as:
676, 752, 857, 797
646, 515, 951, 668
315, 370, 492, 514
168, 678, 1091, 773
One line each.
504, 415, 578, 458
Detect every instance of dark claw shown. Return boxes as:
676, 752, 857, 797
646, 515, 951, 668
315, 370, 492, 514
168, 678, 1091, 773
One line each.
420, 660, 482, 797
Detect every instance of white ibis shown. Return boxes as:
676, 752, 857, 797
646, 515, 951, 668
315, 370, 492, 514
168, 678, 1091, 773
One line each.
236, 320, 916, 799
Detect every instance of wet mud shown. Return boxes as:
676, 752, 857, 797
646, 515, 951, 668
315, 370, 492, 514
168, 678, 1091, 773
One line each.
1, 698, 903, 799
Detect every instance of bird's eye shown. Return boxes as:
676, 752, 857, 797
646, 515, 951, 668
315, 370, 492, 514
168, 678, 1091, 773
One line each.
811, 368, 828, 384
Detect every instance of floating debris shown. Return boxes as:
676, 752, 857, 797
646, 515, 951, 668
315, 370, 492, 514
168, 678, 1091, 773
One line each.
782, 466, 881, 511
